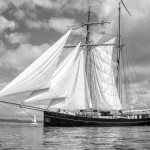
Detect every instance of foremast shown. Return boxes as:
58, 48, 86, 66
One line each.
85, 6, 111, 108
66, 6, 114, 109
85, 6, 92, 103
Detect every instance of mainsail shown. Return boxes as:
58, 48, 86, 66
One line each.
91, 38, 122, 111
0, 30, 72, 96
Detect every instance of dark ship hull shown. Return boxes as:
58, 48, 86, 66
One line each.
44, 111, 150, 127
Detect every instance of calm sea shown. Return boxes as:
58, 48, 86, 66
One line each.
0, 123, 150, 150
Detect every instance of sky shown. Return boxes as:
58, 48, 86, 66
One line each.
0, 0, 150, 120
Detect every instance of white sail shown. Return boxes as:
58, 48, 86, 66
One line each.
0, 30, 72, 97
33, 114, 36, 123
24, 88, 56, 102
24, 46, 92, 110
62, 50, 93, 110
49, 97, 66, 108
24, 42, 81, 103
91, 38, 122, 110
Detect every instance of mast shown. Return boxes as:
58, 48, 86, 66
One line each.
67, 6, 111, 109
85, 6, 92, 102
118, 2, 123, 105
117, 0, 131, 109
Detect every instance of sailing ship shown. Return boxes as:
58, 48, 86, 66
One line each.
0, 1, 150, 127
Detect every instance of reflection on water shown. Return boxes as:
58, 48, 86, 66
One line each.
42, 127, 150, 150
0, 122, 150, 150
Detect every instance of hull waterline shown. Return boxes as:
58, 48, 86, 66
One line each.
44, 111, 150, 127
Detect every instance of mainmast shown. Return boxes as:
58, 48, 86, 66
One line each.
117, 1, 131, 107
118, 2, 123, 105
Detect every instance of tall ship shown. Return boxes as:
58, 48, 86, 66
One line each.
0, 1, 150, 127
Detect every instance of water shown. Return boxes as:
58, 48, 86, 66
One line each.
0, 123, 150, 150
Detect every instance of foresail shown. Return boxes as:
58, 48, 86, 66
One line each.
24, 88, 56, 102
24, 43, 81, 103
26, 49, 93, 110
49, 97, 66, 108
62, 50, 93, 110
0, 30, 72, 97
91, 38, 122, 110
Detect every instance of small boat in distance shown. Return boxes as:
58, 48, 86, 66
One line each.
31, 115, 38, 126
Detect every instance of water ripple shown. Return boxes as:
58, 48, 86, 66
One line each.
0, 123, 150, 150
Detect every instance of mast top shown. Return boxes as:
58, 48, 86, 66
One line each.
68, 5, 110, 30
66, 5, 111, 48
120, 0, 131, 16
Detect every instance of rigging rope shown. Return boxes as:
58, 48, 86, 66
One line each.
119, 12, 150, 110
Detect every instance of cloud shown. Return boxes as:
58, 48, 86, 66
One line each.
1, 0, 34, 9
0, 0, 9, 13
0, 0, 148, 19
0, 0, 104, 17
13, 8, 37, 20
0, 43, 50, 71
31, 0, 55, 9
30, 0, 88, 13
25, 19, 48, 29
5, 32, 31, 44
0, 0, 89, 14
48, 17, 76, 33
13, 9, 26, 20
0, 16, 17, 31
0, 41, 6, 53
25, 17, 83, 35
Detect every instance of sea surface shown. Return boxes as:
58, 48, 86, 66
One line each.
0, 123, 150, 150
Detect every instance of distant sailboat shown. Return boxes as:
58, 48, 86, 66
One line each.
0, 1, 150, 127
31, 114, 38, 125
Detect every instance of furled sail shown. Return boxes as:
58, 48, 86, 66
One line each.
91, 38, 122, 110
0, 30, 72, 97
62, 50, 93, 110
24, 42, 81, 103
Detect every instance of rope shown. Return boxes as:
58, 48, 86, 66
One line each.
21, 107, 34, 118
118, 12, 150, 110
